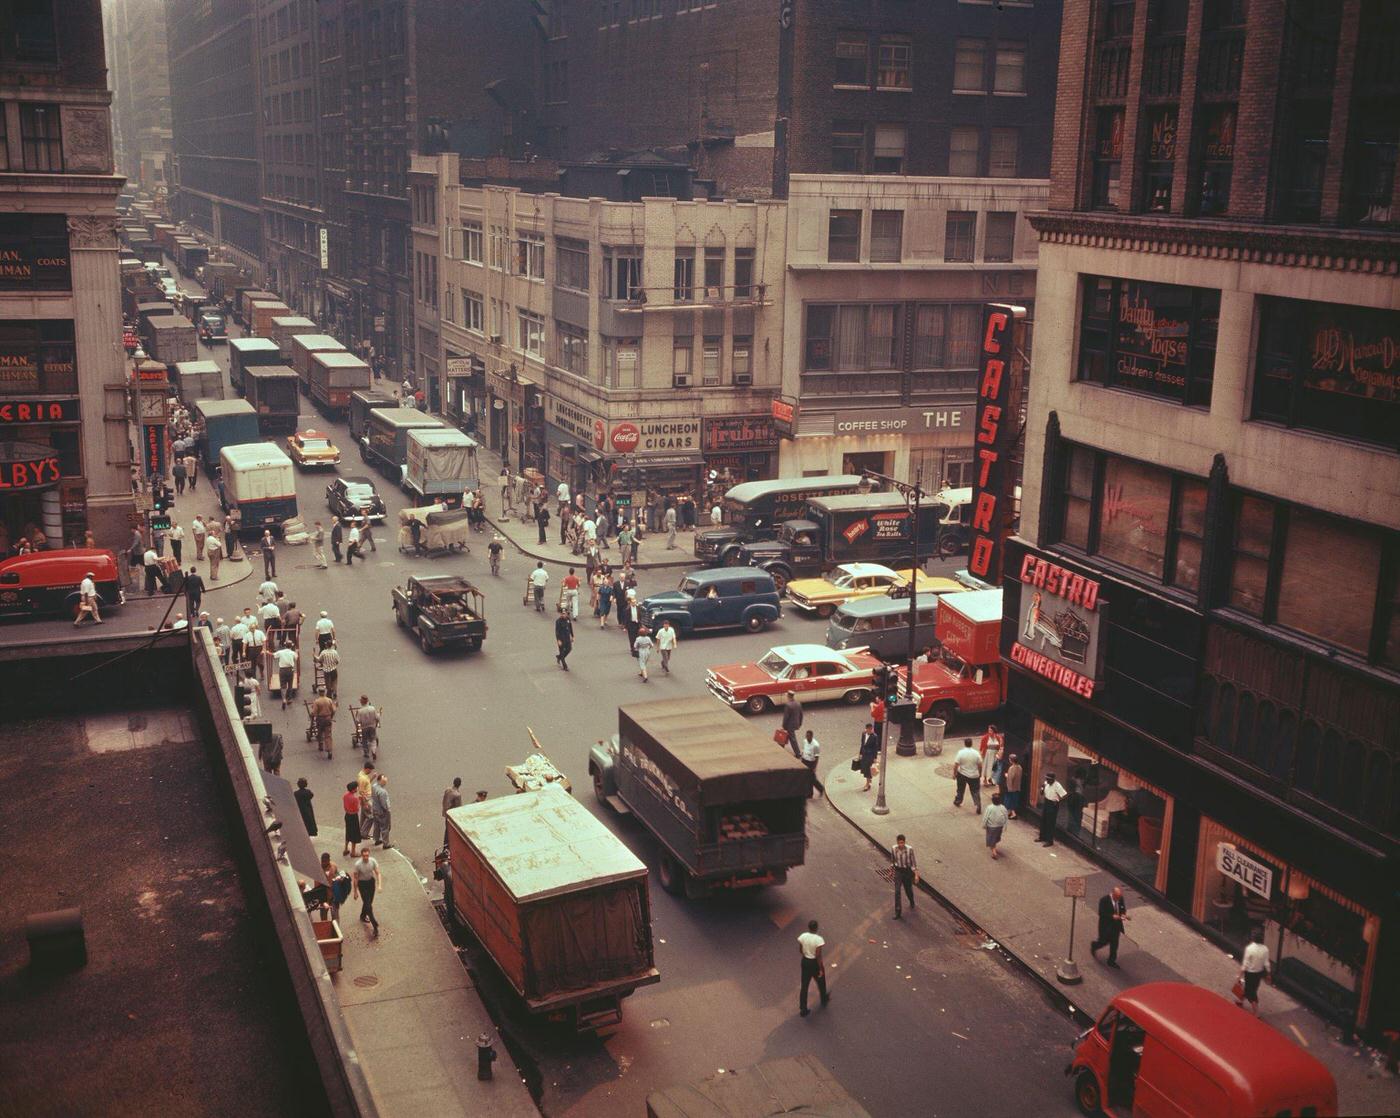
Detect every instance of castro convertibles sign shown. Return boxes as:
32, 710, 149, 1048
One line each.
968, 304, 1025, 583
598, 417, 700, 456
1009, 552, 1106, 699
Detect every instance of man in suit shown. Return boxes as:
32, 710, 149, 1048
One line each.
1090, 886, 1129, 967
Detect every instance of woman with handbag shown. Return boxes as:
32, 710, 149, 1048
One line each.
1234, 929, 1271, 1015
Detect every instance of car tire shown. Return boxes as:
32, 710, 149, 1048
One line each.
658, 853, 685, 897
418, 629, 433, 655
744, 613, 767, 634
744, 694, 771, 715
1074, 1071, 1103, 1117
930, 700, 957, 727
591, 766, 607, 805
768, 569, 789, 594
843, 688, 869, 705
721, 548, 744, 567
394, 607, 404, 627
939, 534, 963, 560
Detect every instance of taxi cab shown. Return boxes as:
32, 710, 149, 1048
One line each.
785, 562, 963, 618
286, 429, 341, 469
0, 548, 122, 621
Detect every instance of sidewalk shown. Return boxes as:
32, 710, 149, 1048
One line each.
313, 836, 538, 1118
122, 475, 256, 608
472, 443, 694, 572
823, 753, 1399, 1115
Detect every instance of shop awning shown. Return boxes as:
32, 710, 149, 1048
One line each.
627, 453, 704, 469
576, 447, 604, 464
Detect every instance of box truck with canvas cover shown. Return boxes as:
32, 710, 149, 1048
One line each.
218, 443, 297, 536
403, 428, 479, 503
173, 360, 224, 404
289, 334, 346, 396
308, 351, 371, 417
228, 336, 282, 394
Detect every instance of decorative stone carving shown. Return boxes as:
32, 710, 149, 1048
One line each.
67, 215, 118, 249
62, 109, 112, 174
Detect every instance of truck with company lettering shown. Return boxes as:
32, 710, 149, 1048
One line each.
361, 407, 444, 480
694, 476, 867, 566
736, 491, 946, 592
218, 443, 298, 537
308, 350, 371, 417
909, 588, 1006, 727
589, 697, 811, 899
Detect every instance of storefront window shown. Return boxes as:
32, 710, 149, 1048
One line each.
0, 214, 70, 291
0, 320, 76, 395
1141, 105, 1177, 212
1097, 456, 1173, 579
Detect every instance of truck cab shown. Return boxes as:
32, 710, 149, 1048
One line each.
910, 588, 1006, 725
391, 574, 487, 653
736, 520, 824, 591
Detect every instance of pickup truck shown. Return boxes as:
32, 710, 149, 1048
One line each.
910, 589, 1007, 726
590, 697, 811, 898
390, 574, 487, 653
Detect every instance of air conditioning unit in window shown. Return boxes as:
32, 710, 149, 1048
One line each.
673, 373, 691, 388
489, 333, 502, 344
734, 371, 752, 386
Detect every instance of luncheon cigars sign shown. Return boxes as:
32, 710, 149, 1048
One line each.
968, 304, 1026, 584
597, 417, 701, 456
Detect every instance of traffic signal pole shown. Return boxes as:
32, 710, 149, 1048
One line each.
872, 704, 891, 817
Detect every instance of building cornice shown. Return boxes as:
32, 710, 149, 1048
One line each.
1027, 211, 1400, 275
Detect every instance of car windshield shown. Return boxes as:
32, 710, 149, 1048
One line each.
757, 651, 790, 677
345, 484, 374, 498
301, 438, 331, 451
831, 572, 857, 589
678, 578, 700, 596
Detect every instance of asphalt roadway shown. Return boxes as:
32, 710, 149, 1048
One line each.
16, 290, 1081, 1116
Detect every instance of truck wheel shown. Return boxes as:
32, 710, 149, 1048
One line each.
658, 853, 685, 896
721, 548, 744, 567
744, 694, 771, 714
591, 767, 607, 805
394, 607, 404, 627
744, 613, 767, 634
939, 534, 963, 559
418, 629, 433, 655
768, 569, 789, 594
1074, 1071, 1103, 1117
815, 603, 836, 619
930, 701, 956, 726
843, 689, 869, 705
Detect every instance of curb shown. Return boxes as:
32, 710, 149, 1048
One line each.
482, 513, 696, 571
822, 785, 1094, 1030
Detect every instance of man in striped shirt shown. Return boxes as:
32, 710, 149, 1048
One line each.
892, 834, 918, 919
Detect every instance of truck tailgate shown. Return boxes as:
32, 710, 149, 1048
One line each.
695, 831, 806, 875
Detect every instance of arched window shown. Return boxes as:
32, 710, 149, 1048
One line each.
1317, 729, 1346, 805
1236, 692, 1257, 763
1294, 719, 1320, 794
1255, 701, 1278, 775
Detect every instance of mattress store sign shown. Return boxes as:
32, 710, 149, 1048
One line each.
602, 417, 700, 456
1010, 553, 1105, 698
1216, 843, 1273, 899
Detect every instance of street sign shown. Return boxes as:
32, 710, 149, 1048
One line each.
133, 492, 153, 511
150, 515, 171, 532
1063, 876, 1087, 899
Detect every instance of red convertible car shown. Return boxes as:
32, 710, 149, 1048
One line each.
706, 643, 882, 714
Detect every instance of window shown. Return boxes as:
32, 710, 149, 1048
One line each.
870, 210, 903, 262
463, 291, 484, 333
1060, 445, 1095, 549
1141, 106, 1178, 211
834, 32, 868, 86
0, 319, 76, 395
1252, 298, 1399, 448
732, 336, 752, 385
19, 103, 62, 172
703, 246, 724, 297
517, 310, 544, 356
944, 212, 975, 262
802, 304, 902, 372
733, 248, 754, 298
673, 248, 695, 300
832, 123, 865, 172
828, 210, 861, 262
515, 233, 544, 280
953, 38, 987, 92
557, 321, 588, 376
949, 127, 980, 176
673, 335, 693, 386
912, 304, 982, 370
985, 129, 1017, 178
556, 237, 589, 290
603, 248, 642, 299
993, 41, 1026, 93
1105, 0, 1134, 37
873, 124, 907, 174
444, 283, 455, 323
702, 336, 722, 385
0, 214, 69, 290
1343, 103, 1398, 226
1277, 101, 1330, 223
604, 337, 640, 388
489, 224, 506, 270
1077, 276, 1219, 407
1093, 109, 1125, 208
877, 35, 912, 90
1196, 105, 1236, 215
984, 212, 1016, 261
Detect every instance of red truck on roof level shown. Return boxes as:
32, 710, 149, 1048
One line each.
910, 588, 1006, 724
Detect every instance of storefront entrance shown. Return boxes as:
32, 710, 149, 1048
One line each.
842, 451, 890, 477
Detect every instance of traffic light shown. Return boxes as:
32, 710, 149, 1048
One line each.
150, 514, 171, 532
871, 664, 894, 700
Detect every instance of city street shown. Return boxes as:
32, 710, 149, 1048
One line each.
28, 288, 1080, 1116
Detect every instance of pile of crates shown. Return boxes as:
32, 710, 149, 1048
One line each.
718, 813, 770, 843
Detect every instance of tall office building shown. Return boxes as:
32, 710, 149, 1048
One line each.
104, 0, 173, 195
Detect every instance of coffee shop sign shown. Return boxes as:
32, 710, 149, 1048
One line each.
835, 405, 971, 434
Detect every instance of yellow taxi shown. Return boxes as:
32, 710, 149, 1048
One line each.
286, 429, 341, 469
785, 562, 965, 618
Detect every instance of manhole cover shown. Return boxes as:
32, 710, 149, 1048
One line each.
353, 975, 380, 988
916, 948, 943, 972
934, 763, 955, 779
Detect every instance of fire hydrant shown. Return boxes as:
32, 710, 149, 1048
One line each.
476, 1033, 497, 1081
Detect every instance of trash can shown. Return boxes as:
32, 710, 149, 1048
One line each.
923, 718, 946, 757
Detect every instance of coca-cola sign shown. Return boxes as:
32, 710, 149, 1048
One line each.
610, 422, 640, 453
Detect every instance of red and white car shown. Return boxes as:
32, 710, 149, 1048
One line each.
707, 643, 882, 715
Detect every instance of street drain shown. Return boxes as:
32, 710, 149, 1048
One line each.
353, 975, 380, 988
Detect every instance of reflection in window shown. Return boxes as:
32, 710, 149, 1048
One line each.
1097, 457, 1173, 579
1277, 509, 1381, 655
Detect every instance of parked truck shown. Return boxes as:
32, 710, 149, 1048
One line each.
141, 314, 198, 366
445, 782, 660, 1032
348, 389, 397, 443
738, 491, 946, 591
309, 351, 371, 417
361, 407, 444, 480
589, 697, 812, 899
173, 360, 224, 404
910, 588, 1007, 727
694, 476, 867, 566
194, 400, 260, 476
228, 336, 282, 394
248, 299, 292, 337
218, 443, 297, 536
243, 366, 301, 436
403, 428, 479, 504
235, 289, 278, 326
289, 333, 346, 396
268, 315, 316, 362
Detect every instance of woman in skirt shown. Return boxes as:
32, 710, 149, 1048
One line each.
983, 792, 1009, 860
342, 780, 363, 856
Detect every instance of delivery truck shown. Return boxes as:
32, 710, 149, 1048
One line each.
268, 315, 316, 361
289, 333, 346, 396
141, 315, 198, 366
235, 289, 279, 326
194, 399, 260, 477
694, 475, 867, 566
361, 407, 444, 480
218, 443, 297, 536
589, 697, 812, 899
738, 491, 945, 588
228, 336, 283, 394
308, 350, 371, 417
243, 365, 301, 436
403, 427, 479, 503
445, 782, 660, 1032
348, 389, 396, 443
910, 588, 1007, 726
248, 299, 292, 337
173, 360, 224, 404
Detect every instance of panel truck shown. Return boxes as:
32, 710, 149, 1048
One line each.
243, 365, 301, 436
403, 428, 479, 504
193, 399, 259, 477
218, 443, 297, 537
445, 782, 659, 1032
142, 315, 198, 366
227, 336, 282, 395
348, 388, 396, 443
267, 314, 315, 361
308, 351, 371, 417
248, 298, 291, 337
173, 359, 224, 404
694, 475, 866, 567
361, 406, 443, 481
289, 333, 346, 396
589, 697, 812, 900
910, 588, 1007, 727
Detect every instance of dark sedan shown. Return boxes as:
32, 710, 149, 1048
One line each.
197, 313, 227, 343
326, 476, 386, 523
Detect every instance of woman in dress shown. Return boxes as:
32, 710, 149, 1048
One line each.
633, 626, 655, 682
983, 792, 1009, 860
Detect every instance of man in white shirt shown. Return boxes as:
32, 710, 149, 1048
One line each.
274, 644, 298, 708
556, 481, 570, 516
656, 619, 677, 674
799, 730, 822, 797
529, 561, 549, 612
1038, 771, 1068, 845
229, 618, 250, 663
582, 516, 597, 548
710, 503, 722, 526
143, 546, 162, 593
75, 571, 102, 626
258, 578, 279, 605
346, 521, 362, 563
259, 599, 281, 626
953, 738, 983, 813
315, 611, 336, 650
246, 623, 267, 677
797, 919, 829, 1017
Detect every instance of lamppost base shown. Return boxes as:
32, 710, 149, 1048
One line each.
871, 799, 891, 816
1056, 960, 1083, 985
895, 725, 917, 757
